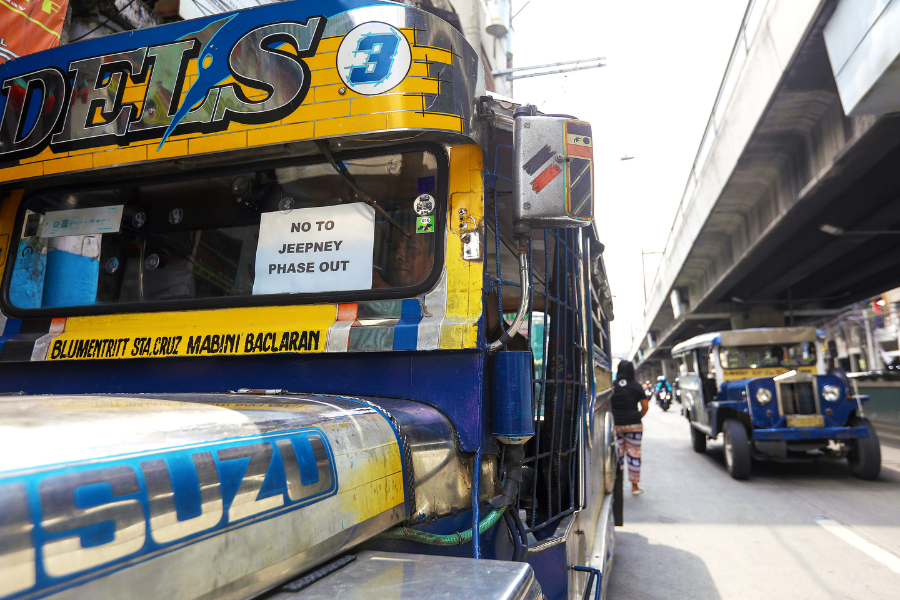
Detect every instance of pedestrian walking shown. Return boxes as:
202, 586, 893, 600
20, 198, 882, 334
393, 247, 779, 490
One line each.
612, 360, 649, 494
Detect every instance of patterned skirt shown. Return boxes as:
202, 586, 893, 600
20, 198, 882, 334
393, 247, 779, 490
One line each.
615, 423, 642, 483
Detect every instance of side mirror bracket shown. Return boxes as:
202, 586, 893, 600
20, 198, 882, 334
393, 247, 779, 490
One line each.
513, 116, 594, 229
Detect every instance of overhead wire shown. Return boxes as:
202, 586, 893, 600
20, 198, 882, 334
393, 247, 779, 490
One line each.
70, 0, 141, 43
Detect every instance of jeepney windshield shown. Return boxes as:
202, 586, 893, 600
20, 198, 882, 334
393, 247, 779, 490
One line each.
718, 343, 817, 370
6, 148, 442, 312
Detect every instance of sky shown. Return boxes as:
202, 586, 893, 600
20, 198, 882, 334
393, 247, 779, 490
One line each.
509, 0, 749, 356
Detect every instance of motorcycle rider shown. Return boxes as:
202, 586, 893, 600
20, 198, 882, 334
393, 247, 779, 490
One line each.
655, 375, 673, 409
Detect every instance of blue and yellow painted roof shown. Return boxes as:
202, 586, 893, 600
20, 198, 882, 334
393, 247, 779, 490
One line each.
0, 0, 484, 183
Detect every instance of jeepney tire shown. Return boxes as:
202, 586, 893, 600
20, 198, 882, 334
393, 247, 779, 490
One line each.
723, 419, 751, 480
690, 422, 706, 453
848, 418, 881, 481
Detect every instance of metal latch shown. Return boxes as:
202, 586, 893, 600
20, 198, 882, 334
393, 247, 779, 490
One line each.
462, 231, 481, 261
458, 208, 482, 261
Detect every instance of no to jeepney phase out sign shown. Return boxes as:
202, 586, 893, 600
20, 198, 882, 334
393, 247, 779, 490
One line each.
252, 203, 375, 295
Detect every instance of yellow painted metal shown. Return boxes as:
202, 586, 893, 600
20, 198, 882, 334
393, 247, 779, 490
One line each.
722, 365, 817, 381
0, 189, 24, 281
785, 414, 825, 428
0, 27, 460, 183
47, 304, 339, 361
440, 144, 483, 350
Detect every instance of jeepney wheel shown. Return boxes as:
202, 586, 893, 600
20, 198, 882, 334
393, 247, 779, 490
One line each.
690, 422, 706, 453
847, 418, 881, 480
723, 419, 751, 480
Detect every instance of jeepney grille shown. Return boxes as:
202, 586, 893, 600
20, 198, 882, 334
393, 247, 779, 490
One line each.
778, 381, 818, 415
487, 143, 591, 537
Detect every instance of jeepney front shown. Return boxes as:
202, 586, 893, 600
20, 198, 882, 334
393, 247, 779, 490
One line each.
0, 1, 617, 599
676, 328, 875, 465
740, 370, 869, 450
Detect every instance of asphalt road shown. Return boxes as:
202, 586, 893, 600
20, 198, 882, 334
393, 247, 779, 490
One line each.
604, 402, 900, 600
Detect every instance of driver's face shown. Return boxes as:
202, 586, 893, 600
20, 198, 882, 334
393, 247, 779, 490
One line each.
386, 231, 433, 287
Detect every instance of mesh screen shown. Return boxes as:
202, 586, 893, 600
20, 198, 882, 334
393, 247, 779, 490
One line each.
485, 142, 589, 535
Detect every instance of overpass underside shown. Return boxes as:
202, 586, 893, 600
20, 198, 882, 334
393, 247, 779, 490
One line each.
632, 0, 900, 376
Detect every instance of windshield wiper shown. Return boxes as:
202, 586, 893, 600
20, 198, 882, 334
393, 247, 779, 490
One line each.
314, 140, 411, 238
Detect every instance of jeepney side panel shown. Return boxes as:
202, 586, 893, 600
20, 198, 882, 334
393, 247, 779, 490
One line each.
679, 348, 711, 426
567, 239, 615, 599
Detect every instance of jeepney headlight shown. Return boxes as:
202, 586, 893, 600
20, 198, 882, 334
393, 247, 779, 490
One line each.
755, 388, 772, 405
821, 384, 841, 402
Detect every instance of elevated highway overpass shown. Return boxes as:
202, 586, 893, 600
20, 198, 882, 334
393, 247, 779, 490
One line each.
629, 0, 900, 378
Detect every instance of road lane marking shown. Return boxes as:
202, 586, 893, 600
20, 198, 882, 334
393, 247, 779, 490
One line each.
815, 517, 900, 575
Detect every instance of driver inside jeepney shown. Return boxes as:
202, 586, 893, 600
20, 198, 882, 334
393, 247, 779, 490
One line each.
6, 148, 441, 310
719, 344, 815, 370
372, 214, 435, 288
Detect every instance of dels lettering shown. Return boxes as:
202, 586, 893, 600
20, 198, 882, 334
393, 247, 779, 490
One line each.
0, 15, 327, 159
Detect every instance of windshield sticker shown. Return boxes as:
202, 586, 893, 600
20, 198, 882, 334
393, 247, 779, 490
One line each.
416, 216, 434, 234
414, 194, 435, 216
337, 22, 412, 95
417, 176, 435, 194
39, 206, 124, 238
10, 239, 47, 309
253, 203, 375, 295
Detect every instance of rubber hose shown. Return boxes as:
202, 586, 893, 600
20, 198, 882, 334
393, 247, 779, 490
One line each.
490, 444, 525, 508
375, 507, 506, 546
503, 508, 527, 562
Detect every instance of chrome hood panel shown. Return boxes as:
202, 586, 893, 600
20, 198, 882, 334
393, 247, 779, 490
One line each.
0, 393, 480, 600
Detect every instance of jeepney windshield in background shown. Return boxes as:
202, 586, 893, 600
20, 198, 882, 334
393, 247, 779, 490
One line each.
718, 343, 817, 370
5, 148, 442, 312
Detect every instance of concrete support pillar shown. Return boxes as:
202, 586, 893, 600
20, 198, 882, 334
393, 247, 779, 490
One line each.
661, 359, 677, 380
730, 311, 784, 330
891, 302, 900, 362
864, 316, 883, 370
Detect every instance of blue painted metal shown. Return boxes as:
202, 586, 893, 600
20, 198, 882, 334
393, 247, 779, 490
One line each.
721, 379, 749, 401
9, 241, 46, 309
572, 566, 602, 600
491, 351, 535, 443
392, 299, 423, 351
0, 351, 488, 452
739, 374, 860, 429
0, 317, 22, 355
745, 378, 779, 428
42, 249, 99, 308
707, 400, 749, 436
752, 425, 868, 440
526, 542, 568, 600
472, 447, 482, 559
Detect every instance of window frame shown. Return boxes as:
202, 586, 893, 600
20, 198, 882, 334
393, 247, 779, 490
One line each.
1, 141, 448, 318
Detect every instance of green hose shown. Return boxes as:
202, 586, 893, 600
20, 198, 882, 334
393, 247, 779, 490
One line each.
374, 506, 507, 546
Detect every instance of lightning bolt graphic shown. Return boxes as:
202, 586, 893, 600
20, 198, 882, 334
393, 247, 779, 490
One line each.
158, 14, 237, 150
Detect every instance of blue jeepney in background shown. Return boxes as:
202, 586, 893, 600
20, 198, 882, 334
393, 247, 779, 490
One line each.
672, 327, 881, 480
0, 1, 618, 599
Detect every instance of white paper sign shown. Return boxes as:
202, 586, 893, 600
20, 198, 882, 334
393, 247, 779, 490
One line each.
252, 203, 375, 295
40, 206, 124, 238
